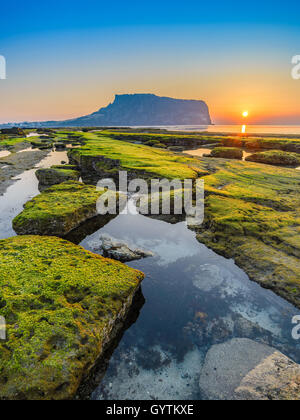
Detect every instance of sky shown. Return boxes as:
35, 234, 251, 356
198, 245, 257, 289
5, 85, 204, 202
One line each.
0, 0, 300, 124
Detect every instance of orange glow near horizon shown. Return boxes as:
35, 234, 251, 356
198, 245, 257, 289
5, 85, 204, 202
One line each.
0, 64, 299, 124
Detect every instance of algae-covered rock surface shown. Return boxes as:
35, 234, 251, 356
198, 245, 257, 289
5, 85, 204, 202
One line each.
0, 235, 144, 400
30, 139, 53, 149
68, 134, 205, 180
246, 150, 300, 167
221, 136, 300, 153
210, 147, 243, 160
13, 181, 106, 237
36, 167, 80, 186
195, 159, 300, 308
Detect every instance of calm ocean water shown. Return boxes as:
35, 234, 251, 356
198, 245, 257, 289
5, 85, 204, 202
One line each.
133, 125, 300, 135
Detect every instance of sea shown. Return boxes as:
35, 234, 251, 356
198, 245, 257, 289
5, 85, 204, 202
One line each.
132, 125, 300, 136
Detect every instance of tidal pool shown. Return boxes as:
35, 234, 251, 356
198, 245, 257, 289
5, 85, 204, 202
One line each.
72, 204, 300, 400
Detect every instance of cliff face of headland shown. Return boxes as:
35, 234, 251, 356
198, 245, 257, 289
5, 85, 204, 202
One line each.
1, 94, 212, 128
69, 94, 212, 126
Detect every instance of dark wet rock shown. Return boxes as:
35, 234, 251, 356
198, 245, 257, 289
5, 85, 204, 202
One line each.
64, 214, 118, 245
0, 127, 25, 136
89, 234, 154, 262
54, 142, 67, 149
199, 338, 300, 400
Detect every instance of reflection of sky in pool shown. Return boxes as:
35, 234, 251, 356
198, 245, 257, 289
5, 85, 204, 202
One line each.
77, 208, 300, 400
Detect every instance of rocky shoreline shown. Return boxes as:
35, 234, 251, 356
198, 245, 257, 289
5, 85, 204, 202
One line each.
1, 130, 300, 400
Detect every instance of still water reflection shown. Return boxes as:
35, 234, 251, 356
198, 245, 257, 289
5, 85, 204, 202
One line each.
69, 207, 300, 400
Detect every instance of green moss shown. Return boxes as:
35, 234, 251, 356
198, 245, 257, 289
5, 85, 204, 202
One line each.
51, 165, 79, 170
245, 150, 300, 167
0, 136, 31, 148
68, 134, 201, 180
103, 130, 223, 146
0, 235, 144, 400
36, 168, 80, 186
210, 147, 243, 159
13, 181, 108, 236
221, 136, 300, 152
30, 139, 53, 149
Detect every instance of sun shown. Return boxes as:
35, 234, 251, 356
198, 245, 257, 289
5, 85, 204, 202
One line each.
242, 111, 249, 118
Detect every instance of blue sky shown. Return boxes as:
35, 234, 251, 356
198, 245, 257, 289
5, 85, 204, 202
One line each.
1, 0, 299, 35
1, 0, 300, 123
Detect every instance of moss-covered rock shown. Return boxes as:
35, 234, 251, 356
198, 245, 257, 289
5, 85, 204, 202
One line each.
68, 135, 200, 180
195, 159, 300, 308
245, 150, 300, 167
105, 130, 218, 148
0, 235, 144, 400
35, 168, 80, 186
220, 136, 300, 153
210, 147, 243, 160
30, 140, 53, 150
13, 182, 108, 237
51, 164, 79, 171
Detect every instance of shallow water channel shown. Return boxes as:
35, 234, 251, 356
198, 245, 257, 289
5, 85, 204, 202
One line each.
0, 148, 299, 400
0, 149, 68, 238
183, 147, 252, 160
